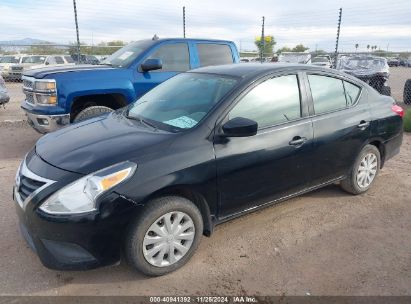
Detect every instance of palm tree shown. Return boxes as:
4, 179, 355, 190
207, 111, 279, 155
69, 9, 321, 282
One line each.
367, 45, 370, 52
355, 44, 359, 52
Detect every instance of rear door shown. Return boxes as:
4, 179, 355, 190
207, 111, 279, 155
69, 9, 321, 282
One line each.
214, 72, 315, 218
304, 72, 370, 184
134, 42, 191, 98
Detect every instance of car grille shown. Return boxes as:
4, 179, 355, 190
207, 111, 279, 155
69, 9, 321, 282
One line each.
18, 175, 46, 201
11, 66, 23, 71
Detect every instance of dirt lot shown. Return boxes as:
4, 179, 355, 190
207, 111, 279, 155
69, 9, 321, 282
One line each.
0, 67, 410, 296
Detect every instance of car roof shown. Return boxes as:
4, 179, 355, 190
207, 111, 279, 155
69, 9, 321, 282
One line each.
132, 38, 235, 44
189, 63, 346, 80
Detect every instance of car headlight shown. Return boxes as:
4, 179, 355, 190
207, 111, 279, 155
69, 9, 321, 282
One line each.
35, 94, 57, 105
39, 161, 137, 215
33, 79, 57, 105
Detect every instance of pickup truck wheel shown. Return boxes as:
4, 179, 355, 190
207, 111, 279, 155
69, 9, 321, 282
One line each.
404, 79, 411, 105
73, 106, 114, 122
340, 144, 381, 195
125, 196, 203, 276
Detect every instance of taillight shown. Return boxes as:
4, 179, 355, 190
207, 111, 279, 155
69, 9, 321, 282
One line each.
392, 104, 404, 118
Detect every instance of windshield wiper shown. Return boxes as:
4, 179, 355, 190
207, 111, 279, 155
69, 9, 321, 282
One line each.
125, 113, 157, 131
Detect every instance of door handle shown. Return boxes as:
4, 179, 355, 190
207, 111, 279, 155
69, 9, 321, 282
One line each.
357, 121, 370, 128
289, 136, 307, 147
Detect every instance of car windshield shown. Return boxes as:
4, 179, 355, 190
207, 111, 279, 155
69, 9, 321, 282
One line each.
340, 57, 385, 69
101, 40, 155, 68
127, 73, 238, 132
312, 57, 328, 63
0, 56, 20, 63
22, 56, 46, 64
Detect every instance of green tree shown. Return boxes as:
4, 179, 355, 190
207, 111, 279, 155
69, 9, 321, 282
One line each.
254, 35, 276, 56
276, 46, 292, 55
292, 44, 309, 52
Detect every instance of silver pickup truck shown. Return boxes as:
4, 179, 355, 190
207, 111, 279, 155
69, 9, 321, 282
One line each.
0, 74, 10, 106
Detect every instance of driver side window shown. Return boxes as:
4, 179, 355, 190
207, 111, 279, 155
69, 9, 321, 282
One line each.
229, 75, 302, 129
148, 43, 190, 72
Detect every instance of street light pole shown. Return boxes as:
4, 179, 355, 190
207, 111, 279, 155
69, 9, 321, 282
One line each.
73, 0, 81, 63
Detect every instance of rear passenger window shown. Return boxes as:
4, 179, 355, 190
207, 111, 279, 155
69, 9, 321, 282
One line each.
197, 44, 233, 67
148, 43, 190, 72
343, 81, 361, 106
229, 75, 301, 129
308, 75, 347, 114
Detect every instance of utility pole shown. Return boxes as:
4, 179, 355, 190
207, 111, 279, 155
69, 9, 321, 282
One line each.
73, 0, 81, 63
183, 6, 186, 38
260, 16, 265, 63
333, 8, 342, 68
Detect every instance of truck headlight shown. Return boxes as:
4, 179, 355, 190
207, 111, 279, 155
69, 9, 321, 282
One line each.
35, 94, 57, 105
39, 162, 137, 215
35, 81, 56, 91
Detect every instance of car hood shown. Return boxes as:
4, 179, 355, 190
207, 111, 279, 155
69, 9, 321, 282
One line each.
23, 64, 115, 79
35, 112, 176, 174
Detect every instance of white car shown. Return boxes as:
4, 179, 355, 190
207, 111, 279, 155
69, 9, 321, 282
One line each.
311, 56, 332, 68
0, 54, 27, 81
23, 55, 75, 70
278, 52, 311, 64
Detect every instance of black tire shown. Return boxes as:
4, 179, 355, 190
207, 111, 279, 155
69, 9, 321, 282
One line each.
380, 85, 391, 96
73, 106, 114, 122
125, 196, 203, 276
404, 79, 411, 105
340, 144, 381, 195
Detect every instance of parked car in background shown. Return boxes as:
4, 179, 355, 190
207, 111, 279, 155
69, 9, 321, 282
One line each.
71, 54, 100, 65
337, 55, 391, 95
0, 74, 10, 106
387, 57, 400, 67
399, 59, 411, 67
4, 55, 76, 81
0, 54, 27, 81
311, 56, 332, 68
278, 52, 311, 64
21, 38, 240, 133
14, 64, 403, 275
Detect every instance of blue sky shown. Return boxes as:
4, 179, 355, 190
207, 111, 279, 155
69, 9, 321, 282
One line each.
1, 0, 410, 52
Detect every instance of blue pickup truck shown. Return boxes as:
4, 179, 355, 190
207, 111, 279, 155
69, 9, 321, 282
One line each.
21, 38, 240, 133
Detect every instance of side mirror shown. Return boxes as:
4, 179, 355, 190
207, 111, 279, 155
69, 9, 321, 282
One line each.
141, 58, 162, 72
222, 117, 258, 137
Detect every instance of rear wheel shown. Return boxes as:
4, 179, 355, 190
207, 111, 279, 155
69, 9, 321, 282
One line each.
125, 196, 203, 276
340, 144, 381, 195
404, 79, 411, 105
73, 105, 114, 122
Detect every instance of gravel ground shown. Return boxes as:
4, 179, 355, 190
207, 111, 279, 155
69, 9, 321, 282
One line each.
0, 123, 410, 296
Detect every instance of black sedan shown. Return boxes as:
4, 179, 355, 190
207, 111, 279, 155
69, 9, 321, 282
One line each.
13, 64, 403, 276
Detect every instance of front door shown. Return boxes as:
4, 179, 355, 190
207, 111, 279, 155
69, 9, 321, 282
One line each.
134, 42, 191, 99
214, 73, 315, 218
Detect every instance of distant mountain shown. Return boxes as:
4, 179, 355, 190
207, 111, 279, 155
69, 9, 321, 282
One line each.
0, 38, 55, 45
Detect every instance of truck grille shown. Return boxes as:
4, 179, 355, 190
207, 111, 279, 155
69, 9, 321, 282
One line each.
25, 92, 35, 104
22, 78, 34, 89
18, 176, 46, 201
11, 66, 23, 71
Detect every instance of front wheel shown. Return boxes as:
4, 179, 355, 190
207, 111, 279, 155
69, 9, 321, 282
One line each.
340, 144, 381, 195
73, 105, 114, 123
125, 196, 203, 276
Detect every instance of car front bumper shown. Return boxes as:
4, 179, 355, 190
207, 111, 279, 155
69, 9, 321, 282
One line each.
13, 152, 138, 270
23, 110, 70, 133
